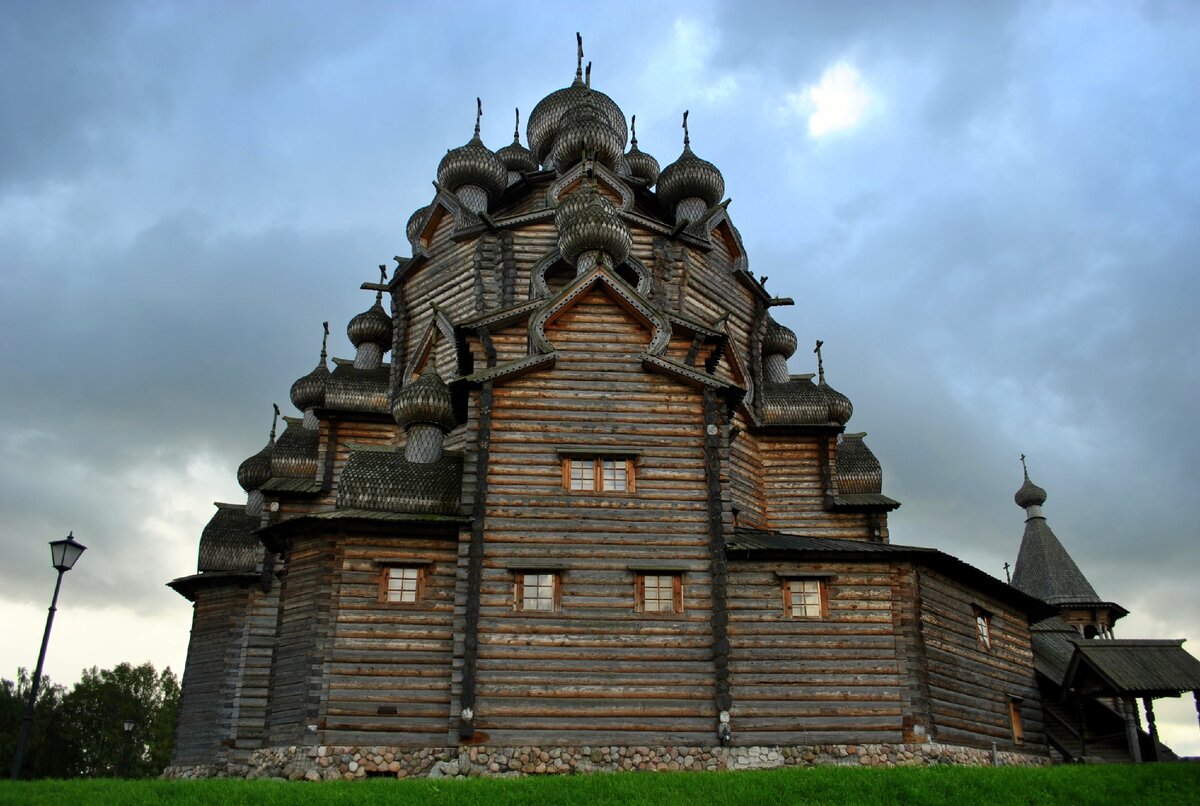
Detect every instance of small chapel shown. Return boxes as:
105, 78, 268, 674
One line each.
164, 37, 1200, 778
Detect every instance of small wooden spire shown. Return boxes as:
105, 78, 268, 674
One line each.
814, 339, 825, 384
270, 403, 280, 442
682, 110, 690, 148
474, 97, 482, 138
576, 32, 584, 81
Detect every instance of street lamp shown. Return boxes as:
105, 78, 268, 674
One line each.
121, 719, 136, 778
9, 532, 86, 780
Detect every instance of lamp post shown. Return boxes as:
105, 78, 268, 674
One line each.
9, 532, 86, 781
121, 719, 136, 778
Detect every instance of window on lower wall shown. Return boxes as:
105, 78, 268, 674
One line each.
1009, 697, 1024, 746
515, 572, 558, 612
637, 573, 682, 613
974, 606, 993, 650
783, 578, 828, 618
381, 566, 423, 603
562, 456, 635, 492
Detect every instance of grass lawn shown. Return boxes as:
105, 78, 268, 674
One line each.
1, 763, 1197, 805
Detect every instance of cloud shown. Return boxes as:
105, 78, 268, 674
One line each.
782, 61, 877, 138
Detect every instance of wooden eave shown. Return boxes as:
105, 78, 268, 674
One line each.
312, 407, 395, 424
460, 352, 556, 385
749, 422, 846, 437
257, 509, 467, 553
167, 571, 259, 602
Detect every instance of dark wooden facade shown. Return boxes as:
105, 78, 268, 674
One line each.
169, 56, 1055, 770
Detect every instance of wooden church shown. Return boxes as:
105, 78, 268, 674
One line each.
165, 38, 1200, 778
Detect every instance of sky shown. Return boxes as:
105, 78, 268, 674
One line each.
2, 0, 1198, 755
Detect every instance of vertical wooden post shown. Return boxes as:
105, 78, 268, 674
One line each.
1194, 690, 1200, 732
1142, 697, 1159, 762
1123, 697, 1143, 763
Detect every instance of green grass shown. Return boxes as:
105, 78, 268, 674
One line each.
1, 764, 1197, 806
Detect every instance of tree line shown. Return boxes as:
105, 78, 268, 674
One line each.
2, 662, 179, 779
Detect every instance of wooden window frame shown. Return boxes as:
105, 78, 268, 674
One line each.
973, 605, 993, 650
379, 564, 425, 605
1009, 696, 1024, 746
636, 573, 683, 614
514, 571, 560, 613
782, 577, 829, 619
561, 456, 636, 493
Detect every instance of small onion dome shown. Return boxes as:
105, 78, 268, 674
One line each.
657, 111, 725, 213
1015, 461, 1048, 509
557, 183, 633, 267
496, 109, 538, 175
237, 405, 278, 492
622, 116, 660, 185
406, 204, 431, 246
392, 369, 456, 431
436, 99, 507, 205
347, 299, 392, 353
290, 322, 330, 413
554, 184, 595, 232
527, 37, 627, 164
550, 83, 624, 173
762, 317, 797, 358
820, 382, 854, 426
237, 442, 273, 492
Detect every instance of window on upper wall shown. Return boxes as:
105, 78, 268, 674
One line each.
783, 578, 828, 618
637, 573, 682, 614
562, 456, 635, 493
974, 606, 993, 650
381, 566, 423, 603
515, 572, 559, 612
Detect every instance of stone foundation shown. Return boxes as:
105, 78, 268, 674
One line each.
163, 741, 1050, 780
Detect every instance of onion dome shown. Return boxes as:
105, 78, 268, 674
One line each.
815, 340, 853, 426
549, 67, 624, 173
526, 33, 627, 165
290, 322, 330, 414
406, 204, 431, 247
436, 98, 507, 208
347, 268, 393, 354
557, 181, 633, 268
496, 108, 538, 177
392, 369, 456, 432
1015, 455, 1048, 509
762, 317, 798, 359
237, 404, 279, 492
622, 115, 660, 185
657, 110, 725, 213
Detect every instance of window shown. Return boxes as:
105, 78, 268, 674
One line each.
974, 606, 992, 649
783, 578, 827, 618
562, 456, 635, 492
515, 572, 558, 612
1009, 697, 1024, 746
382, 566, 423, 603
637, 573, 682, 613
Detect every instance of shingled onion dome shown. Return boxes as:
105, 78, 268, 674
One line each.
436, 98, 508, 213
657, 110, 725, 225
392, 370, 456, 464
549, 65, 624, 173
348, 266, 393, 370
621, 115, 660, 185
237, 404, 279, 516
290, 321, 330, 429
496, 108, 538, 186
557, 180, 633, 272
406, 204, 431, 250
815, 340, 853, 426
1014, 455, 1048, 513
761, 316, 797, 383
526, 33, 627, 168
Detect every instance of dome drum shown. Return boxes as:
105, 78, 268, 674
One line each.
405, 423, 445, 464
675, 197, 708, 225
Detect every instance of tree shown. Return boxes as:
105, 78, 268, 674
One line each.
3, 662, 179, 779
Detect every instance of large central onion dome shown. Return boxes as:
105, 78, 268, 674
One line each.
526, 34, 627, 167
557, 181, 632, 269
496, 108, 538, 184
550, 70, 624, 173
621, 115, 660, 185
657, 110, 725, 222
437, 98, 507, 213
290, 322, 330, 416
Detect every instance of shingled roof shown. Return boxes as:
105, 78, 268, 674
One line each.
1066, 639, 1200, 696
197, 502, 261, 573
336, 446, 463, 516
1011, 515, 1102, 606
